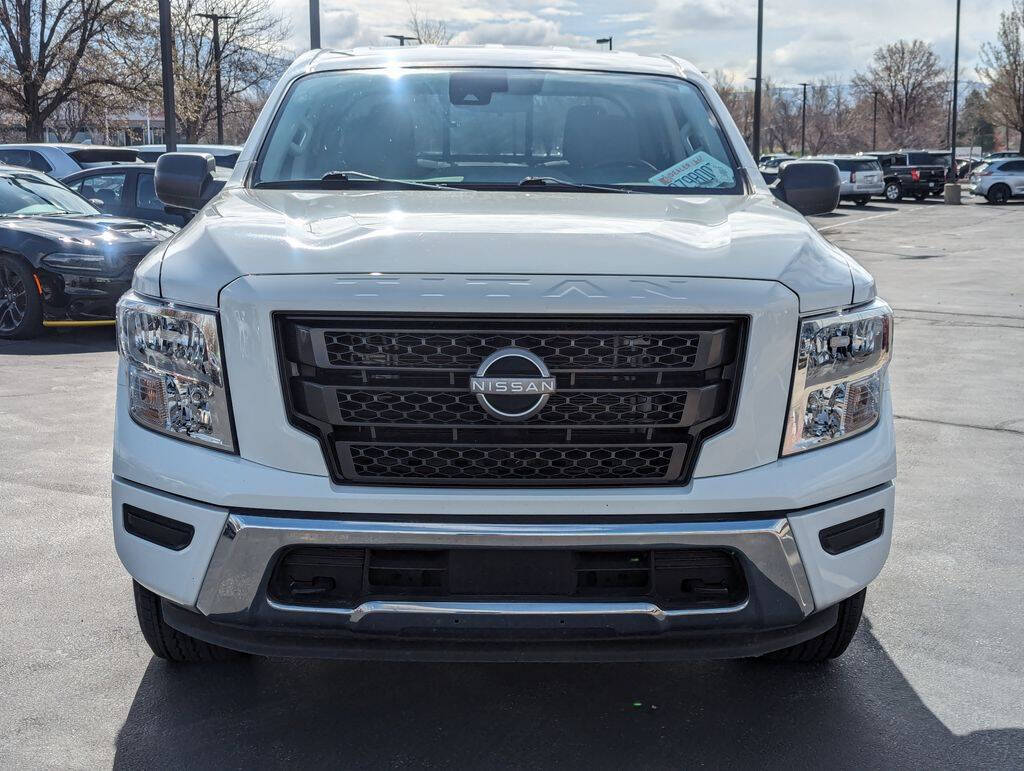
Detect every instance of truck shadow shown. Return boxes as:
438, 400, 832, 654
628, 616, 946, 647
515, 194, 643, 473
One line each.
0, 326, 116, 356
112, 618, 1023, 768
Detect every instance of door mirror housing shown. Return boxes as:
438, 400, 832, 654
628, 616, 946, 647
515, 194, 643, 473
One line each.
155, 153, 217, 211
89, 198, 104, 209
771, 160, 840, 215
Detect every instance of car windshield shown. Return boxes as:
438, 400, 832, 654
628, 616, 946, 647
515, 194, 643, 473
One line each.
834, 160, 881, 172
254, 68, 742, 194
0, 173, 98, 216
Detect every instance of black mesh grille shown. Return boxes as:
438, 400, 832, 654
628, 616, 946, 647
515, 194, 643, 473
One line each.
276, 315, 744, 487
350, 444, 675, 481
337, 390, 688, 426
323, 331, 702, 370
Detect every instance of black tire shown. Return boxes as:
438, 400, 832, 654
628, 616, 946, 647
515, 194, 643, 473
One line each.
854, 197, 869, 207
761, 589, 866, 663
0, 254, 43, 339
987, 184, 1010, 205
133, 581, 240, 662
883, 181, 902, 202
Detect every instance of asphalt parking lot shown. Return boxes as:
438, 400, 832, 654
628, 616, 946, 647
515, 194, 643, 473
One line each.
1, 197, 1022, 769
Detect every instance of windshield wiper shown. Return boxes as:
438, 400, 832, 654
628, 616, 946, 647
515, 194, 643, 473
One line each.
253, 171, 454, 191
517, 176, 631, 194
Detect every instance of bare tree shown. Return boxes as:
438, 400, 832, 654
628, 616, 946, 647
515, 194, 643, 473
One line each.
0, 0, 147, 140
852, 39, 947, 148
978, 0, 1024, 154
163, 0, 289, 142
407, 2, 452, 45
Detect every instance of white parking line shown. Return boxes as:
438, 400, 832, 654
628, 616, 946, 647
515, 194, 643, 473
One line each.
814, 210, 899, 232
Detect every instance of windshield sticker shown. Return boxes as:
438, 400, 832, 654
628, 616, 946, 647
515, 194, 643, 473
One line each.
649, 152, 735, 189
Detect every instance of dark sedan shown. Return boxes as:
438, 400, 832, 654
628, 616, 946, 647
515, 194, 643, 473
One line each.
0, 165, 173, 339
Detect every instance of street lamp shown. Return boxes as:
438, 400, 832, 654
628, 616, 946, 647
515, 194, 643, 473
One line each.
596, 37, 612, 51
309, 0, 320, 49
157, 0, 176, 151
198, 12, 234, 145
799, 82, 809, 156
751, 0, 764, 160
948, 0, 962, 180
385, 34, 418, 46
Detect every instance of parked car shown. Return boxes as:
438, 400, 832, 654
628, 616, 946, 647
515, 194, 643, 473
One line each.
967, 157, 1024, 204
112, 47, 892, 669
808, 155, 883, 206
868, 150, 947, 202
0, 143, 139, 178
758, 153, 796, 183
131, 144, 242, 168
982, 151, 1023, 161
0, 165, 173, 338
62, 163, 227, 226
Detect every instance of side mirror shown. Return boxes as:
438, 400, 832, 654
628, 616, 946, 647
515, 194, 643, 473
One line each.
771, 160, 840, 216
89, 198, 104, 209
155, 152, 217, 211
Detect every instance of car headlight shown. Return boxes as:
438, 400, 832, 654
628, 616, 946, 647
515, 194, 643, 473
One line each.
782, 299, 892, 456
116, 291, 235, 451
41, 252, 108, 272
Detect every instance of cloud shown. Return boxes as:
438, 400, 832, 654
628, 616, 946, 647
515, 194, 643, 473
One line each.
669, 0, 755, 31
452, 18, 589, 47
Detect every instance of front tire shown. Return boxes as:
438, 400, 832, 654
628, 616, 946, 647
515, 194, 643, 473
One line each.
133, 581, 240, 662
883, 181, 902, 202
0, 254, 43, 339
987, 184, 1010, 205
761, 589, 865, 663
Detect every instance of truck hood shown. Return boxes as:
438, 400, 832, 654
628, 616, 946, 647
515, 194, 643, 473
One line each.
151, 188, 870, 312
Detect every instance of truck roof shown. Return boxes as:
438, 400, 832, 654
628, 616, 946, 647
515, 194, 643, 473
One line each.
289, 45, 700, 80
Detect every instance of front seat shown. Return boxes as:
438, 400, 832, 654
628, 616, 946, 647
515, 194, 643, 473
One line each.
562, 106, 643, 178
341, 103, 418, 179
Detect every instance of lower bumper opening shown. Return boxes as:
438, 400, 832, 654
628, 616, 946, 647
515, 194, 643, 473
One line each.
268, 546, 748, 611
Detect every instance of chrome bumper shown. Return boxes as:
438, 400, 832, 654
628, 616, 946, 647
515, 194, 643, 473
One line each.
196, 514, 815, 633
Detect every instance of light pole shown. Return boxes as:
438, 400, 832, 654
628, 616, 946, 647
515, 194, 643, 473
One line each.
385, 34, 418, 46
799, 82, 809, 156
872, 90, 880, 151
199, 13, 234, 145
158, 0, 176, 151
596, 37, 612, 50
309, 0, 320, 49
752, 0, 764, 159
948, 0, 962, 180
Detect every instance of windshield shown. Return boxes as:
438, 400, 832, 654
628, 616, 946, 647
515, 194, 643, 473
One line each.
834, 159, 881, 172
0, 173, 98, 216
254, 68, 742, 194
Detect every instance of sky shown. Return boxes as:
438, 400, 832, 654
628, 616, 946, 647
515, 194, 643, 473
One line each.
271, 0, 1017, 86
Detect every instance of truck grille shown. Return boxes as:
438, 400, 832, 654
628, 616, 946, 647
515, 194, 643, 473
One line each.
275, 315, 745, 486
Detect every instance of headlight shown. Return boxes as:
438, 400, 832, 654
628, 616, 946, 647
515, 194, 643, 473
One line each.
782, 299, 892, 456
41, 252, 108, 272
116, 292, 235, 451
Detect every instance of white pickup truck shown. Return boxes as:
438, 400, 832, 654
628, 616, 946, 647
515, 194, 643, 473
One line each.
113, 46, 894, 665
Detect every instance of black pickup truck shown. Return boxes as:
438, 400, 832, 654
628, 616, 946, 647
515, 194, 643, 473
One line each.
871, 150, 949, 202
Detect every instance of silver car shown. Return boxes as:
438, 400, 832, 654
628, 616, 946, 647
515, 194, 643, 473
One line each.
809, 155, 884, 206
968, 158, 1024, 204
0, 143, 139, 178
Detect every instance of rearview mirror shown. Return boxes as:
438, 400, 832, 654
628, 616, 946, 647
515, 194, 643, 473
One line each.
771, 161, 840, 216
155, 152, 217, 211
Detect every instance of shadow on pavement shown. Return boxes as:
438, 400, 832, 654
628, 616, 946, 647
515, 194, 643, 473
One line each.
0, 326, 116, 356
113, 618, 1023, 768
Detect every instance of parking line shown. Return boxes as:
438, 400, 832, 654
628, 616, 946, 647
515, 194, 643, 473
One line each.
815, 210, 899, 232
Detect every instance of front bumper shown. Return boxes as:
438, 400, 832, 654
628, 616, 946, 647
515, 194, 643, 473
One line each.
37, 268, 132, 322
113, 474, 894, 660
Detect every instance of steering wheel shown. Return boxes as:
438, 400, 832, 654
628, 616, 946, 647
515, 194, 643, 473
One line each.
590, 159, 660, 173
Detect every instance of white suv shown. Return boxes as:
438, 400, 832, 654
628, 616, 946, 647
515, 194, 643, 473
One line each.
113, 46, 894, 665
809, 155, 884, 206
968, 158, 1024, 204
